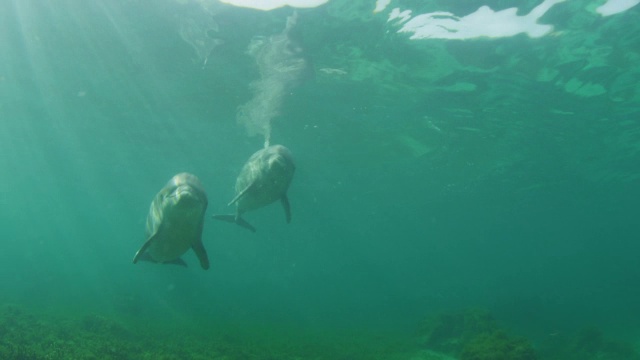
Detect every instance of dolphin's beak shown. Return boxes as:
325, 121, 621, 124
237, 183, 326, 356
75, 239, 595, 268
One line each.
170, 186, 200, 206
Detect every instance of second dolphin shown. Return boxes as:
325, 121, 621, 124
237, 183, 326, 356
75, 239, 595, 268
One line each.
213, 145, 295, 232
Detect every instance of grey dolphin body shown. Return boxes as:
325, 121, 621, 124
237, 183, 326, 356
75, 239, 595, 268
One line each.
133, 173, 210, 269
213, 145, 295, 232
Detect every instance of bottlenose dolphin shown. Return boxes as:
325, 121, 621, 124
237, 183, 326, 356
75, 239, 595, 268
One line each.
213, 145, 295, 232
133, 173, 210, 269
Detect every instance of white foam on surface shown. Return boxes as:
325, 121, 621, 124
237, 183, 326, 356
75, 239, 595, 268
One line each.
219, 0, 329, 11
394, 0, 565, 40
595, 0, 640, 16
374, 0, 391, 13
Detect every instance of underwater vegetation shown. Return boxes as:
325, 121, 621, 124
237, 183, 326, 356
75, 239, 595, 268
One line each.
420, 308, 498, 354
459, 331, 537, 360
2, 304, 638, 360
0, 304, 411, 360
418, 309, 537, 360
418, 308, 640, 360
539, 326, 640, 360
0, 305, 144, 360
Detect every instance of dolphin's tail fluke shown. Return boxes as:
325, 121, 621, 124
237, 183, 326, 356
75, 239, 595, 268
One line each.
212, 214, 257, 233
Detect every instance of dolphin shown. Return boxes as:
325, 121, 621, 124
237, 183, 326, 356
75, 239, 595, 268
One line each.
213, 145, 295, 232
133, 173, 210, 269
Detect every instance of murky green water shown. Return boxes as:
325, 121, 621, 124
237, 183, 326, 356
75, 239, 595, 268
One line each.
1, 0, 639, 358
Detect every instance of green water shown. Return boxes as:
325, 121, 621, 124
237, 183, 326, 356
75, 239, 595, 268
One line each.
1, 0, 639, 359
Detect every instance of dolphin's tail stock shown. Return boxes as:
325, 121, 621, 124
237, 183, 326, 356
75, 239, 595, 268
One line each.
212, 214, 257, 233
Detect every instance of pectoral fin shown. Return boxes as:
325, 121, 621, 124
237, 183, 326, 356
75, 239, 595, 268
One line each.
228, 182, 256, 206
133, 233, 157, 264
133, 251, 155, 264
192, 240, 210, 270
281, 194, 291, 223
